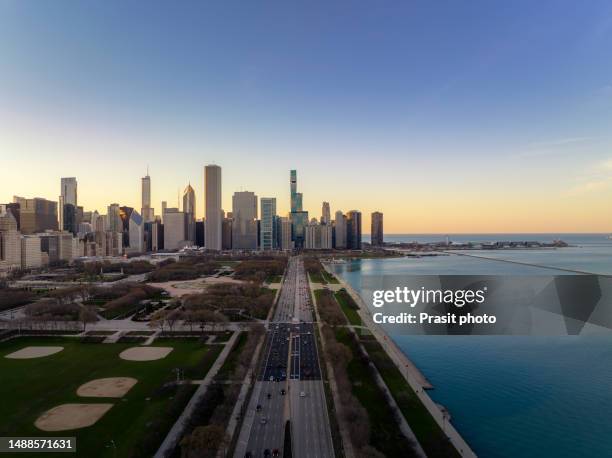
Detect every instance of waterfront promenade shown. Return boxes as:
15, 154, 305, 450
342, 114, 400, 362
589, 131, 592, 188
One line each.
322, 263, 477, 458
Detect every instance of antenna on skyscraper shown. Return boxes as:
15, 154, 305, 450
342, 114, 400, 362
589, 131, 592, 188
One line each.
147, 164, 149, 176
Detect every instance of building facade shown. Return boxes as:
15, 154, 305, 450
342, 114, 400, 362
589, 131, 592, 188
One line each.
232, 191, 258, 250
164, 209, 189, 251
260, 197, 277, 250
183, 184, 196, 243
334, 210, 347, 249
347, 210, 362, 250
13, 196, 58, 234
141, 174, 154, 222
205, 165, 222, 250
371, 211, 384, 246
321, 201, 330, 224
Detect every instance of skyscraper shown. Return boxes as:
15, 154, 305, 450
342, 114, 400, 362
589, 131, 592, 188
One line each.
232, 191, 258, 250
205, 164, 222, 250
346, 210, 362, 250
61, 177, 77, 206
371, 211, 384, 246
141, 173, 154, 222
13, 196, 58, 234
290, 169, 304, 213
260, 197, 277, 250
279, 217, 293, 251
59, 177, 77, 234
289, 170, 308, 248
183, 183, 196, 243
163, 209, 189, 250
321, 202, 330, 225
334, 210, 347, 249
183, 183, 196, 215
107, 203, 122, 233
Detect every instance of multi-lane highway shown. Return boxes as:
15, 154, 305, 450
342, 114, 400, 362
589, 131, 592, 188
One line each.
234, 257, 334, 458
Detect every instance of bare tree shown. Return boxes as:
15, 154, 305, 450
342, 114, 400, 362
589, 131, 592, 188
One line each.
79, 306, 99, 332
166, 309, 183, 332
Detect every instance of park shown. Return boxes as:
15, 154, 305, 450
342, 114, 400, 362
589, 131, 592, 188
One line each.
0, 336, 222, 457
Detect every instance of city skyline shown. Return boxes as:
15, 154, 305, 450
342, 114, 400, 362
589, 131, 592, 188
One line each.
2, 1, 612, 232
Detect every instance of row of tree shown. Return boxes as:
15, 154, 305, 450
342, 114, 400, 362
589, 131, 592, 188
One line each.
320, 324, 384, 458
179, 325, 265, 457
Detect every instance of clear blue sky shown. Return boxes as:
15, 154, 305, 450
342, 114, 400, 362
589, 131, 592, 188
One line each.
2, 1, 612, 232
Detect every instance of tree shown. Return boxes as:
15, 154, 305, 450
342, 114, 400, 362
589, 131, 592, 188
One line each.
79, 306, 99, 332
166, 309, 183, 332
149, 309, 169, 332
180, 424, 226, 458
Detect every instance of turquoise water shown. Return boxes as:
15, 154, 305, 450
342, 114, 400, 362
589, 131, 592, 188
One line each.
330, 238, 612, 458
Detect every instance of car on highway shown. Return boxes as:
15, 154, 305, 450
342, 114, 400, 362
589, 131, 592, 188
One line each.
273, 449, 280, 457
260, 417, 268, 425
267, 392, 272, 399
264, 449, 271, 457
300, 391, 306, 397
280, 389, 286, 395
244, 452, 252, 458
256, 404, 262, 411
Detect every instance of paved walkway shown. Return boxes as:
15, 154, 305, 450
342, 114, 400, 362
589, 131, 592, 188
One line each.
223, 333, 265, 457
154, 331, 238, 458
309, 281, 355, 458
324, 264, 477, 458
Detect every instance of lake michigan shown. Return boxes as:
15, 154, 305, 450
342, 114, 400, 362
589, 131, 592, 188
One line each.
330, 234, 612, 458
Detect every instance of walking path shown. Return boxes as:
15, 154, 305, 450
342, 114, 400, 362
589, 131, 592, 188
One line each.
308, 281, 356, 458
154, 331, 238, 458
223, 333, 265, 457
323, 264, 477, 458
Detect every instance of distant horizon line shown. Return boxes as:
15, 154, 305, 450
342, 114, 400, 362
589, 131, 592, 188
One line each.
374, 232, 610, 236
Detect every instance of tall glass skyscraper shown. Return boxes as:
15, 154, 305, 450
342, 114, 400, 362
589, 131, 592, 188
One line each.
260, 197, 277, 250
289, 169, 307, 248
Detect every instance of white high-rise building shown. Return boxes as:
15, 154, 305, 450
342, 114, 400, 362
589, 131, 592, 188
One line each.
205, 165, 222, 250
334, 210, 347, 249
260, 197, 277, 250
21, 235, 42, 269
164, 209, 188, 251
305, 219, 333, 249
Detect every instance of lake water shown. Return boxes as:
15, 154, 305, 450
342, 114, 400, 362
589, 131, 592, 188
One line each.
330, 234, 612, 458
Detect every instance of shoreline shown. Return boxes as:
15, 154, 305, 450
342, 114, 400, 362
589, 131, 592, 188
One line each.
323, 261, 477, 458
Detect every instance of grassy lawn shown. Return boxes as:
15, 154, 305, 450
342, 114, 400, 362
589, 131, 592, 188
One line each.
321, 270, 339, 284
334, 328, 418, 457
265, 275, 283, 283
362, 341, 460, 458
0, 337, 222, 458
334, 291, 362, 326
308, 271, 327, 284
215, 332, 246, 380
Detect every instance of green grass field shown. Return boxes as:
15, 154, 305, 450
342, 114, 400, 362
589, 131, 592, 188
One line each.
334, 290, 362, 326
334, 327, 418, 457
0, 337, 222, 458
